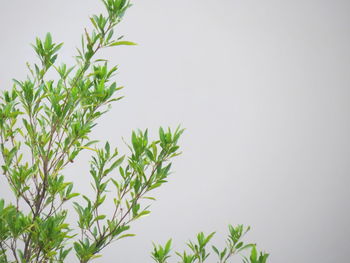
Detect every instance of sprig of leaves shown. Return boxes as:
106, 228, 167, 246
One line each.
151, 225, 269, 263
73, 127, 184, 262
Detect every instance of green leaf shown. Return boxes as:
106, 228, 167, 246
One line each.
108, 41, 137, 46
117, 233, 136, 240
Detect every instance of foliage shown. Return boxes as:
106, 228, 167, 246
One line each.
0, 0, 269, 262
0, 0, 183, 262
151, 225, 269, 263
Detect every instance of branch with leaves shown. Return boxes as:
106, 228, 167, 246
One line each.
151, 225, 269, 263
73, 127, 183, 263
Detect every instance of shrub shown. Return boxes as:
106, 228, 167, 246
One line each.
0, 1, 268, 262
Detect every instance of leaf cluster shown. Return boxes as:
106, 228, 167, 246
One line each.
73, 127, 183, 263
151, 225, 269, 263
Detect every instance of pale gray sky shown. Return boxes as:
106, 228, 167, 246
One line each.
1, 0, 350, 262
